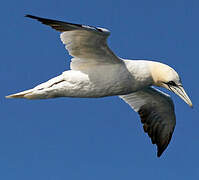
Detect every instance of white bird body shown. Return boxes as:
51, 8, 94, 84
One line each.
20, 60, 152, 99
6, 15, 193, 157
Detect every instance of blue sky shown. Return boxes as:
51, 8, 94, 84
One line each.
1, 0, 199, 179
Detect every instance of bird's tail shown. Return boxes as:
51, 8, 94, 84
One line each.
6, 89, 34, 99
6, 74, 66, 99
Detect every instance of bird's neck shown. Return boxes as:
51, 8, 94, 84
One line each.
123, 60, 154, 89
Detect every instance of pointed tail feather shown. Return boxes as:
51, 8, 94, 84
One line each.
6, 74, 66, 99
6, 89, 34, 99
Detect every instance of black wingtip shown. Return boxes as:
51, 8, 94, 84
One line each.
157, 151, 163, 158
25, 14, 40, 20
157, 144, 167, 157
25, 14, 32, 18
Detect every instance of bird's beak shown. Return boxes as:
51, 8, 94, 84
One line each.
168, 85, 193, 108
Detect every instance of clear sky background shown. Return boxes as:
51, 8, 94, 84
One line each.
1, 0, 199, 179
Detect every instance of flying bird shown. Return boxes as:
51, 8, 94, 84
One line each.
6, 15, 193, 157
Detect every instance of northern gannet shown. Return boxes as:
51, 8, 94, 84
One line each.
6, 15, 193, 157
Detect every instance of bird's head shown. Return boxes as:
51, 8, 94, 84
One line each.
150, 62, 193, 107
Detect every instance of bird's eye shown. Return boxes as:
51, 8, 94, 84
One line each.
167, 81, 177, 86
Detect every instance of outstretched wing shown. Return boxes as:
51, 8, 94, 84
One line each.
120, 87, 176, 157
25, 15, 122, 70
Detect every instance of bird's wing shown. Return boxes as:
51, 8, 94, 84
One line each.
25, 15, 122, 70
119, 87, 176, 157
